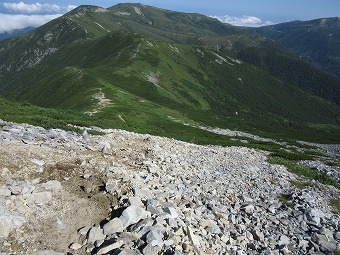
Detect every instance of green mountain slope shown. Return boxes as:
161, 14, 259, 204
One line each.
246, 17, 340, 78
66, 5, 340, 105
0, 4, 339, 143
218, 34, 340, 105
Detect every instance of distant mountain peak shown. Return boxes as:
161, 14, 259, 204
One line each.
67, 5, 107, 16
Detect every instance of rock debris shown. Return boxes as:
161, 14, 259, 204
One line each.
0, 119, 339, 255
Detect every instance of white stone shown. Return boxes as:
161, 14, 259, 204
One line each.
335, 232, 340, 240
0, 212, 25, 238
146, 230, 163, 247
163, 207, 179, 219
279, 235, 290, 246
103, 217, 124, 235
56, 217, 66, 231
116, 249, 140, 255
120, 205, 151, 228
241, 204, 254, 213
82, 130, 90, 143
97, 240, 124, 255
35, 250, 64, 255
187, 226, 201, 248
87, 226, 106, 244
143, 244, 157, 255
252, 229, 264, 242
30, 159, 45, 166
26, 191, 52, 205
70, 243, 82, 250
78, 226, 91, 236
128, 196, 144, 207
7, 180, 35, 195
83, 173, 92, 179
133, 187, 152, 199
102, 142, 112, 154
1, 167, 10, 177
306, 208, 324, 225
41, 180, 62, 191
0, 187, 11, 197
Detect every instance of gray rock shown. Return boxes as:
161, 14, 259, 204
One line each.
41, 180, 62, 191
146, 163, 159, 174
79, 226, 91, 236
306, 208, 324, 225
7, 180, 35, 195
120, 205, 151, 228
241, 204, 254, 214
304, 197, 316, 204
35, 250, 65, 255
251, 229, 264, 242
26, 191, 52, 205
87, 226, 106, 244
84, 182, 95, 194
56, 217, 66, 232
30, 159, 45, 166
0, 187, 11, 197
163, 207, 179, 219
0, 212, 25, 238
103, 217, 125, 235
313, 233, 337, 252
319, 240, 337, 252
278, 235, 290, 246
187, 226, 200, 248
146, 200, 161, 215
268, 202, 281, 213
146, 230, 163, 247
133, 187, 152, 199
128, 196, 144, 207
114, 249, 140, 255
82, 130, 90, 143
142, 244, 157, 255
320, 227, 335, 240
97, 240, 124, 255
335, 232, 340, 240
69, 243, 82, 250
102, 142, 112, 154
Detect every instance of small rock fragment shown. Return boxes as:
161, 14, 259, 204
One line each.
70, 243, 82, 250
102, 142, 112, 154
97, 240, 124, 255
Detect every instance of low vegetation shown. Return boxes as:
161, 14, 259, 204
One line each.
329, 198, 340, 214
268, 156, 339, 189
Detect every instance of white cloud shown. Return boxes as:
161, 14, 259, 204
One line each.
0, 13, 60, 33
211, 15, 274, 27
0, 2, 77, 33
2, 2, 76, 14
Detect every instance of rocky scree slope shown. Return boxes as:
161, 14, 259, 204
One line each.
0, 119, 339, 255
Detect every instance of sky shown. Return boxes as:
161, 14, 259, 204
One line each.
0, 0, 340, 33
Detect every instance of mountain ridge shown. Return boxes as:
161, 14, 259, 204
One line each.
247, 17, 340, 78
0, 3, 339, 143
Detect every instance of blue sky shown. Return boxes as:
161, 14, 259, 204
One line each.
1, 0, 340, 33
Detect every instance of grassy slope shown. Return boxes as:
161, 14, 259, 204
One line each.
6, 31, 337, 143
65, 5, 340, 106
0, 5, 339, 143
